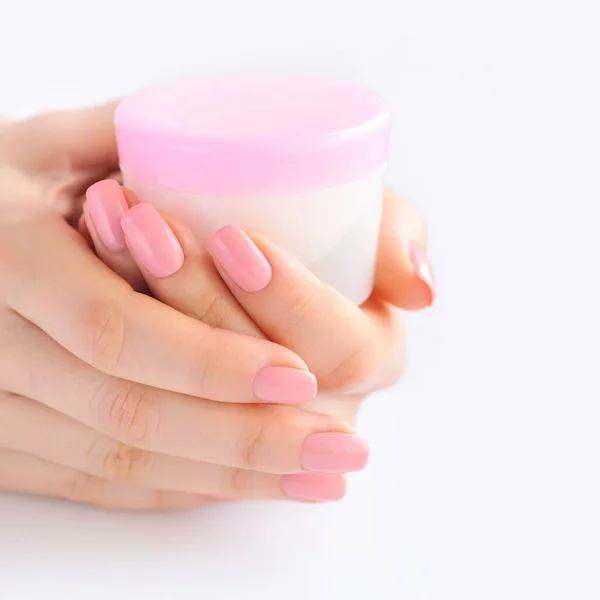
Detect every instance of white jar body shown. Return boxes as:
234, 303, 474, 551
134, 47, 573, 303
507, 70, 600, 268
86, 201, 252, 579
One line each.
122, 172, 384, 305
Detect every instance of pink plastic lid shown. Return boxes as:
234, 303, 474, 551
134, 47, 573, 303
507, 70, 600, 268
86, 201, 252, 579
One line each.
115, 74, 391, 196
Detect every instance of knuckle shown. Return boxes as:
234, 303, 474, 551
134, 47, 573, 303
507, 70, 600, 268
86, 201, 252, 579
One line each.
85, 436, 151, 483
238, 405, 278, 470
188, 333, 211, 392
243, 422, 268, 470
83, 299, 128, 372
151, 490, 197, 510
227, 467, 249, 496
193, 289, 223, 329
92, 381, 161, 447
61, 470, 99, 504
152, 490, 173, 510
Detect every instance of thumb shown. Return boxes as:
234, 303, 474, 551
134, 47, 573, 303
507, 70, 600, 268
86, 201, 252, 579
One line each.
373, 189, 436, 310
7, 101, 120, 177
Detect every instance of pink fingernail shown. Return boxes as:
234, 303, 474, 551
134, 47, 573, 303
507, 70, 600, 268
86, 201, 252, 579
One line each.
300, 433, 370, 473
409, 242, 436, 304
281, 473, 346, 502
86, 180, 128, 252
120, 204, 184, 278
253, 367, 317, 404
209, 225, 272, 292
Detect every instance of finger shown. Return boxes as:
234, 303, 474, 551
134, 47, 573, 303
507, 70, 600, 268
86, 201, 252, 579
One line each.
0, 210, 316, 405
374, 189, 435, 309
6, 101, 120, 177
85, 181, 261, 335
122, 202, 263, 335
0, 449, 218, 510
84, 186, 402, 395
0, 311, 368, 475
84, 180, 147, 292
208, 225, 406, 393
0, 392, 346, 503
81, 187, 397, 393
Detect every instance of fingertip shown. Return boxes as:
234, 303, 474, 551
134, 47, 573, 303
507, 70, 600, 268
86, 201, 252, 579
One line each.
409, 241, 436, 306
374, 190, 435, 310
85, 180, 128, 253
86, 177, 122, 198
253, 367, 317, 404
209, 225, 273, 293
120, 203, 185, 279
375, 265, 435, 311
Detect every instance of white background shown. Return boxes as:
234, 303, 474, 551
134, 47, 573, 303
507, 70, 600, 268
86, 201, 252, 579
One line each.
1, 0, 599, 598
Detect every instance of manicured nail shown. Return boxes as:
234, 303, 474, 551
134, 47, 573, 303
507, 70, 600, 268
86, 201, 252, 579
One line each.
86, 180, 128, 252
281, 473, 346, 502
300, 433, 369, 473
209, 225, 272, 292
120, 204, 184, 278
409, 242, 436, 304
253, 367, 317, 404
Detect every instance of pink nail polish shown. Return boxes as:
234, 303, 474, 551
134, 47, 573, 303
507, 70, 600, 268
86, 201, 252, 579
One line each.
86, 180, 128, 252
281, 473, 346, 502
409, 242, 436, 304
209, 225, 272, 293
253, 367, 317, 404
300, 433, 369, 473
120, 204, 184, 278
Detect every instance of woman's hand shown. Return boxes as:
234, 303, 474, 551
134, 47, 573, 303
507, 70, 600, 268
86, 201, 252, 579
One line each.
82, 179, 434, 454
0, 105, 373, 509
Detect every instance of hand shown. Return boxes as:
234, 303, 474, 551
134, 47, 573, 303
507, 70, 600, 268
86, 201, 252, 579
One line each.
82, 178, 434, 468
0, 106, 370, 510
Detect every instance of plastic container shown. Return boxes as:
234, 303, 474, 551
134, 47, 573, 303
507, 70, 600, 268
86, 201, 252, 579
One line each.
115, 75, 391, 304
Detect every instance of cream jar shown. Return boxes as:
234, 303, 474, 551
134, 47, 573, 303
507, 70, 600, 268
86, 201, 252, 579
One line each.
115, 75, 391, 304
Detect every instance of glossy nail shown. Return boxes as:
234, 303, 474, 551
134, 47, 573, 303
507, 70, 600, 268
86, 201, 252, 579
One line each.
253, 367, 317, 404
209, 225, 272, 292
86, 180, 128, 252
409, 242, 436, 304
120, 204, 184, 278
300, 433, 369, 473
281, 473, 346, 502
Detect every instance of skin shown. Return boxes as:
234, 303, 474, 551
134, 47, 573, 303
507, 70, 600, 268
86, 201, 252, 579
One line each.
0, 103, 432, 510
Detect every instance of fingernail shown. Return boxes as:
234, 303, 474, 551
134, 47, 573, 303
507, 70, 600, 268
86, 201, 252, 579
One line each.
281, 473, 346, 502
120, 204, 184, 278
409, 242, 436, 304
300, 433, 370, 473
86, 180, 128, 252
209, 225, 272, 292
253, 367, 317, 404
